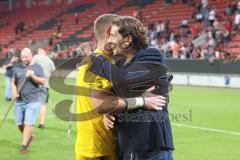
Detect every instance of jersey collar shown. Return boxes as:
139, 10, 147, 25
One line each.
94, 48, 112, 62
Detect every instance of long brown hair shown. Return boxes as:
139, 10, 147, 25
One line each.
112, 16, 149, 51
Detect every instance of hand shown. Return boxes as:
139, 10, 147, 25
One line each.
13, 92, 19, 99
6, 63, 13, 67
142, 86, 167, 110
26, 70, 34, 77
103, 114, 115, 130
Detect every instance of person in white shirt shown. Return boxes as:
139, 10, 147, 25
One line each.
31, 48, 56, 129
196, 13, 203, 22
156, 20, 165, 34
181, 19, 188, 28
235, 12, 240, 25
209, 8, 216, 26
234, 11, 240, 31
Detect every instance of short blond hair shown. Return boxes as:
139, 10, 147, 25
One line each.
93, 14, 120, 41
80, 42, 91, 51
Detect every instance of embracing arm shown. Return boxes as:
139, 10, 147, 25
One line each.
89, 48, 169, 114
89, 48, 169, 97
90, 87, 166, 115
90, 90, 125, 114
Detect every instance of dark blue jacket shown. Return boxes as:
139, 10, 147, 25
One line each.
89, 47, 174, 153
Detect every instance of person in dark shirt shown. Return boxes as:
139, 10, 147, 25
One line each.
12, 48, 45, 154
89, 16, 174, 160
57, 17, 62, 33
2, 54, 19, 101
74, 12, 80, 24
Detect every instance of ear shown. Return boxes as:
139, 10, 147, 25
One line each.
125, 35, 133, 44
123, 35, 133, 48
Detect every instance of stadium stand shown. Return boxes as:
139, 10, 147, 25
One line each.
0, 2, 68, 49
0, 0, 239, 60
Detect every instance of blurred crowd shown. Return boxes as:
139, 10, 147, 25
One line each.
0, 40, 93, 59
1, 0, 240, 62
146, 0, 240, 62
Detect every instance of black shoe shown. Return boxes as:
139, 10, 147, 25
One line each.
20, 145, 28, 154
38, 124, 45, 129
5, 98, 12, 101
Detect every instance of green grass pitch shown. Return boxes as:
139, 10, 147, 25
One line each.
0, 75, 239, 160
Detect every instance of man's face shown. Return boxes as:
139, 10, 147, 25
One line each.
21, 50, 32, 65
82, 47, 91, 56
38, 48, 46, 55
107, 25, 124, 55
11, 56, 18, 62
14, 56, 19, 62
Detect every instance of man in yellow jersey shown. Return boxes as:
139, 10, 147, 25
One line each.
75, 14, 167, 160
75, 14, 119, 160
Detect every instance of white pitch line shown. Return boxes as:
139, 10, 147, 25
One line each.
2, 115, 240, 136
172, 123, 240, 136
0, 115, 56, 119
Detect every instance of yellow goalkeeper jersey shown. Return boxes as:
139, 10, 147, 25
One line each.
75, 49, 116, 160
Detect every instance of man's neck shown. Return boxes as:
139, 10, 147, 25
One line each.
96, 42, 114, 58
96, 41, 105, 52
24, 62, 31, 66
125, 49, 137, 63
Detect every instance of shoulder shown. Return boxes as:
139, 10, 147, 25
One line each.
48, 57, 55, 65
47, 56, 54, 62
78, 63, 89, 74
135, 47, 164, 63
32, 55, 39, 60
137, 47, 162, 57
31, 63, 43, 70
4, 60, 10, 64
33, 55, 38, 58
32, 63, 41, 67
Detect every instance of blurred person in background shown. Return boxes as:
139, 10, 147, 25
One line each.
2, 54, 19, 101
80, 42, 92, 56
31, 48, 56, 129
12, 48, 45, 154
75, 12, 80, 24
